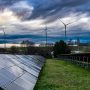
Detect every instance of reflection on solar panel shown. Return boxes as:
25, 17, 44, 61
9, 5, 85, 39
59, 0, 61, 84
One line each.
0, 54, 45, 90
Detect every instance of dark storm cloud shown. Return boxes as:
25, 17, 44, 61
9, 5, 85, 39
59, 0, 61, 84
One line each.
0, 0, 22, 9
0, 0, 89, 21
29, 0, 89, 19
11, 8, 32, 20
0, 0, 21, 6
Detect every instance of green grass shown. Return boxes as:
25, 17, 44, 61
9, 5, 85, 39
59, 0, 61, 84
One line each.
34, 59, 90, 90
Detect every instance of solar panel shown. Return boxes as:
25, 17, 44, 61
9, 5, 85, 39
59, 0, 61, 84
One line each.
0, 54, 45, 90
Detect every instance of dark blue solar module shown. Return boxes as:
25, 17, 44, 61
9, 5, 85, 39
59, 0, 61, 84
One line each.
0, 54, 45, 90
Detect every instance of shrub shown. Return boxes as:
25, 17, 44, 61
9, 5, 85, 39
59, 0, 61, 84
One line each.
9, 46, 19, 54
54, 40, 71, 57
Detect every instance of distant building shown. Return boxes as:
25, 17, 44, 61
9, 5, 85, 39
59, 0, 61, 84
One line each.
68, 38, 80, 46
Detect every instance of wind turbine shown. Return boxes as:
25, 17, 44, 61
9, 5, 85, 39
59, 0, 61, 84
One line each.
0, 21, 12, 50
0, 24, 14, 50
0, 26, 6, 49
2, 27, 6, 49
59, 19, 75, 38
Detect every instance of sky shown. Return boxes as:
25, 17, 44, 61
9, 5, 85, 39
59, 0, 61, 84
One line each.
0, 0, 90, 43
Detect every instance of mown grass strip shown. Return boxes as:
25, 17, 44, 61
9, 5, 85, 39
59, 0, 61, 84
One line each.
34, 59, 90, 90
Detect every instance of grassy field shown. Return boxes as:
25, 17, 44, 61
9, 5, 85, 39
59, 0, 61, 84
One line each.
34, 59, 90, 90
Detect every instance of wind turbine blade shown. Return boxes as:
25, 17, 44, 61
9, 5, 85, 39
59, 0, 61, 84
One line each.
66, 20, 77, 25
59, 19, 66, 26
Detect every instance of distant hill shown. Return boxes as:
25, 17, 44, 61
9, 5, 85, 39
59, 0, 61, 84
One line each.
0, 34, 90, 44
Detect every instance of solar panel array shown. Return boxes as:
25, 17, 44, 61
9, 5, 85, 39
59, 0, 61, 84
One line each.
0, 54, 45, 90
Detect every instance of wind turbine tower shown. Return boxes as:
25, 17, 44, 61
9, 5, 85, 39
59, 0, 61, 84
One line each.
44, 25, 48, 47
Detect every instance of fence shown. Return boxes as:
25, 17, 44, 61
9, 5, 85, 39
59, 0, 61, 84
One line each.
58, 53, 90, 69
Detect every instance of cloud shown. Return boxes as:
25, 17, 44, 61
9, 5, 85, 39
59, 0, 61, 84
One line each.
0, 8, 20, 25
9, 1, 34, 20
29, 0, 89, 19
0, 0, 22, 9
0, 0, 89, 21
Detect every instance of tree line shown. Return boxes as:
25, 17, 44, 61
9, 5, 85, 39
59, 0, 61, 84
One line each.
0, 40, 71, 58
